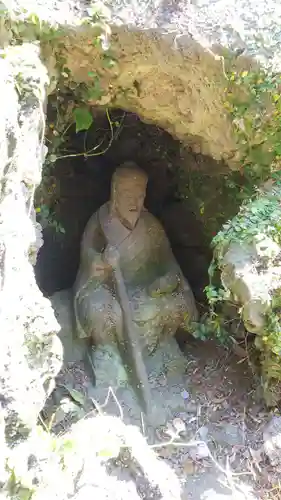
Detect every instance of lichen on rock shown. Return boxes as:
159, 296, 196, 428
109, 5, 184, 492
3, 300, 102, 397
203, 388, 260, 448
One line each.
263, 415, 281, 469
0, 41, 63, 446
2, 414, 182, 500
211, 180, 281, 404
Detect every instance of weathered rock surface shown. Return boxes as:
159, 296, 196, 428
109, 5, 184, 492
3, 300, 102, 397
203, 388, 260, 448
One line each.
263, 415, 281, 468
5, 0, 281, 169
51, 289, 87, 363
219, 238, 278, 335
214, 183, 281, 332
1, 414, 182, 500
103, 0, 281, 71
213, 183, 281, 403
8, 0, 281, 68
0, 42, 63, 449
57, 27, 236, 164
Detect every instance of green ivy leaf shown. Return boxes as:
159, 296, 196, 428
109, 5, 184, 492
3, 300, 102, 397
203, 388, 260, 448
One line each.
62, 385, 87, 406
73, 107, 93, 133
84, 79, 103, 101
28, 12, 38, 23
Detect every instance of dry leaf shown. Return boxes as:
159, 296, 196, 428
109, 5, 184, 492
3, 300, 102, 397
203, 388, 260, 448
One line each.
183, 459, 196, 475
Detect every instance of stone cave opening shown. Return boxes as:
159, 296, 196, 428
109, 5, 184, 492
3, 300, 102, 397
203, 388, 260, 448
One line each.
35, 106, 215, 321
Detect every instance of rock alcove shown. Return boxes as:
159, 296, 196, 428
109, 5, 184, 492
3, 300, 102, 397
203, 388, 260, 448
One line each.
35, 107, 215, 309
4, 3, 281, 497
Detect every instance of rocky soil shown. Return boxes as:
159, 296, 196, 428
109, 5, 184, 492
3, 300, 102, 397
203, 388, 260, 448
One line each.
41, 325, 281, 500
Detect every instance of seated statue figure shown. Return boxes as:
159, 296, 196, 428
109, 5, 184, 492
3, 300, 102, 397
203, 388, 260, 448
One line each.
73, 162, 198, 368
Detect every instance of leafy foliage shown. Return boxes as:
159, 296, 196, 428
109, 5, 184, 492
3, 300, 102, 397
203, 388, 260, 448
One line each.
212, 183, 281, 257
20, 5, 117, 233
207, 183, 281, 394
196, 67, 281, 402
73, 107, 93, 133
225, 69, 281, 183
209, 66, 281, 293
191, 311, 230, 345
177, 66, 281, 249
36, 204, 65, 234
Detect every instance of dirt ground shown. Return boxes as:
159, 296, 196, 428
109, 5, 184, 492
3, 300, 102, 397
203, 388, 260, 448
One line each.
42, 334, 281, 500
182, 339, 271, 498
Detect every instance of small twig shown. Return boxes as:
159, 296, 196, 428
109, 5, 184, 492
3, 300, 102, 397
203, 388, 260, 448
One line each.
91, 386, 124, 421
83, 123, 108, 154
55, 108, 116, 161
61, 121, 74, 140
85, 108, 115, 157
38, 412, 50, 433
151, 437, 254, 482
111, 111, 126, 141
140, 411, 146, 437
150, 438, 204, 450
196, 403, 201, 431
242, 405, 247, 446
203, 48, 228, 80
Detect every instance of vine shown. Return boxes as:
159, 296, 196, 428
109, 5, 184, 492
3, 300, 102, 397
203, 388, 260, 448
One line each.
225, 68, 281, 183
210, 65, 281, 275
207, 64, 281, 295
36, 84, 122, 233
7, 3, 120, 233
212, 182, 281, 257
200, 64, 281, 401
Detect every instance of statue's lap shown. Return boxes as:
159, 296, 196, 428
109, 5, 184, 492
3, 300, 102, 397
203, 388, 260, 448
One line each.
77, 280, 188, 348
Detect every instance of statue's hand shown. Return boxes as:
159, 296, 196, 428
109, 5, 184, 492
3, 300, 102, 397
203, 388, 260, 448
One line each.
90, 255, 111, 277
103, 245, 120, 268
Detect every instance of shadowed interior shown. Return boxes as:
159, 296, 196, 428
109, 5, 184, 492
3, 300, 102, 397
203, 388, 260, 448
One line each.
35, 109, 213, 308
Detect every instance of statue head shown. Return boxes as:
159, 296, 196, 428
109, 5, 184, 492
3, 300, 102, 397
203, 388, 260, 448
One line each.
111, 162, 148, 229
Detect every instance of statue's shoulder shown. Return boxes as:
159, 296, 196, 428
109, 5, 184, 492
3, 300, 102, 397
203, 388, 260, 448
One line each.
85, 210, 98, 227
84, 202, 108, 230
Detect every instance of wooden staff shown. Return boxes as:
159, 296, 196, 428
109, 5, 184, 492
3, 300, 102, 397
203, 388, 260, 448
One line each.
105, 246, 152, 416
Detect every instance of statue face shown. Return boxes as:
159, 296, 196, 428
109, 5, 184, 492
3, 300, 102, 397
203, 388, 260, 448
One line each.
112, 166, 147, 229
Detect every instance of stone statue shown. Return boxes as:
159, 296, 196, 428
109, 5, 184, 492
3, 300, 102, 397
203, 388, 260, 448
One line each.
73, 162, 198, 411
